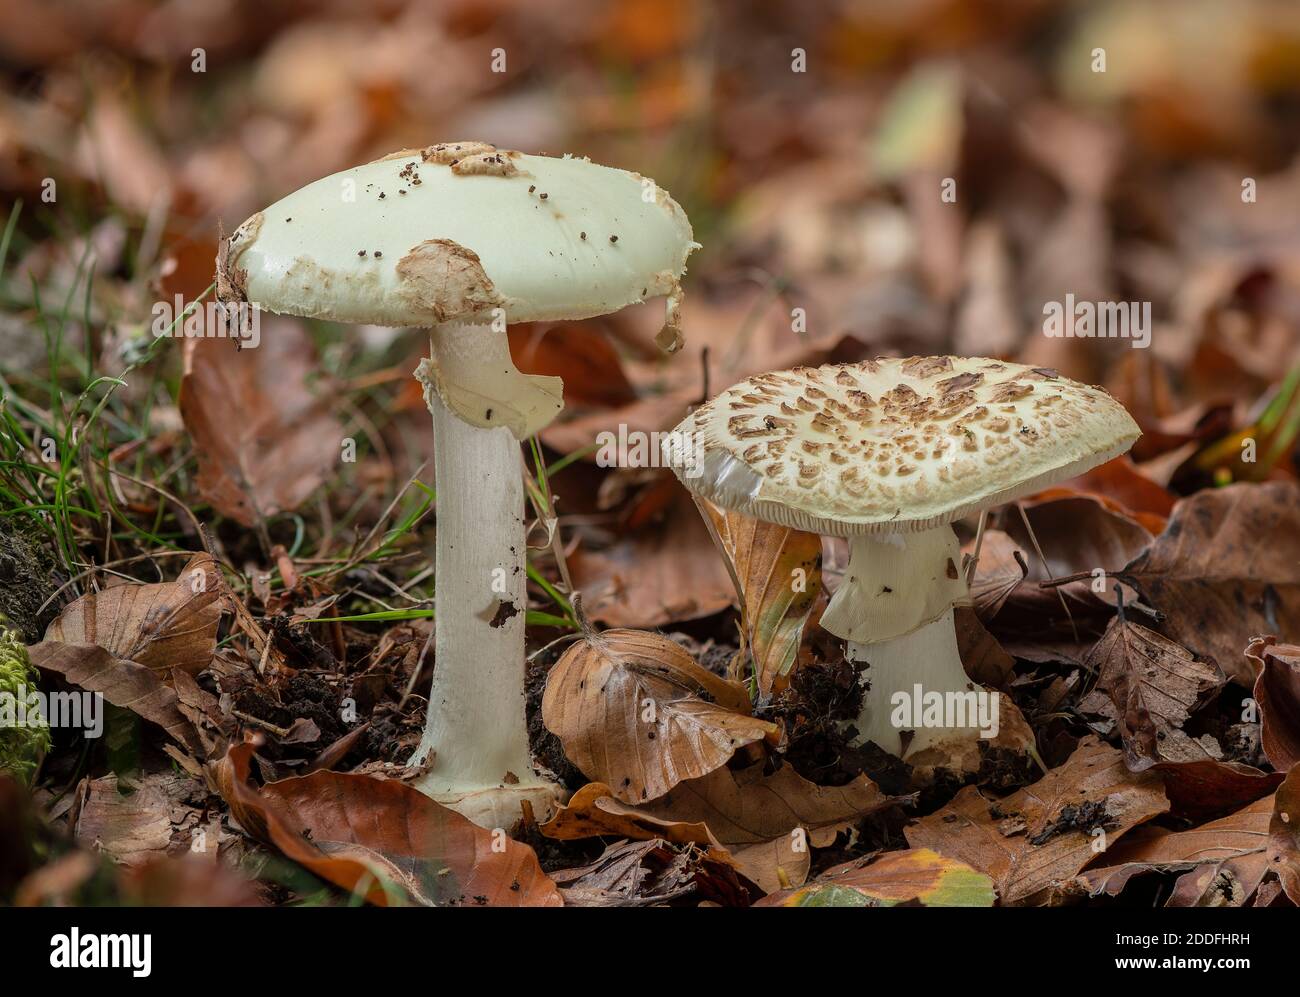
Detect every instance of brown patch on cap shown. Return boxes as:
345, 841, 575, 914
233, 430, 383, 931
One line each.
938, 371, 984, 395
902, 356, 954, 379
395, 238, 503, 323
421, 141, 499, 165
451, 150, 522, 178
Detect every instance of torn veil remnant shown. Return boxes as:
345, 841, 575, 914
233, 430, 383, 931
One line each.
664, 357, 1140, 768
218, 141, 698, 830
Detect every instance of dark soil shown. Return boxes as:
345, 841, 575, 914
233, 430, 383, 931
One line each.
525, 643, 587, 789
0, 517, 61, 641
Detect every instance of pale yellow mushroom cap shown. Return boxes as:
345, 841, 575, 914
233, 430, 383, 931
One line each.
217, 142, 697, 334
664, 356, 1141, 536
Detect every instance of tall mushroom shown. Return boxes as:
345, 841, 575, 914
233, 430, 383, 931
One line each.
664, 357, 1139, 763
218, 141, 697, 828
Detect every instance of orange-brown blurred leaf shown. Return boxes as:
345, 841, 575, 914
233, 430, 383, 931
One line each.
180, 319, 343, 526
209, 741, 560, 907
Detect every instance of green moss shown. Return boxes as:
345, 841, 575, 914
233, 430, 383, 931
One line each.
0, 624, 50, 784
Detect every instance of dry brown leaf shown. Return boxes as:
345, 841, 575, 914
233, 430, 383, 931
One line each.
728, 835, 811, 895
569, 487, 735, 628
41, 552, 223, 679
540, 782, 716, 845
954, 607, 1016, 687
180, 319, 344, 526
119, 855, 263, 907
1152, 757, 1282, 824
966, 529, 1027, 621
1247, 637, 1300, 770
1078, 613, 1224, 770
540, 780, 823, 895
1075, 794, 1274, 903
1001, 494, 1153, 620
28, 643, 204, 756
509, 322, 637, 408
698, 499, 823, 694
1120, 482, 1300, 687
906, 736, 1169, 905
72, 772, 201, 867
209, 741, 560, 907
541, 627, 776, 803
551, 837, 755, 907
1066, 456, 1177, 526
639, 760, 892, 846
1268, 764, 1300, 905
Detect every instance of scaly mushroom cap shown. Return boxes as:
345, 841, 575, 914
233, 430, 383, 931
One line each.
217, 141, 697, 331
665, 356, 1141, 535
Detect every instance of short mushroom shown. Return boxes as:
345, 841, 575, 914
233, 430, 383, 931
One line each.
218, 141, 697, 828
663, 356, 1139, 762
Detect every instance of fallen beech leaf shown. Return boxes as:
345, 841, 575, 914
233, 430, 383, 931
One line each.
698, 499, 823, 694
540, 391, 692, 461
180, 320, 344, 526
1066, 456, 1177, 524
1076, 794, 1274, 903
1077, 613, 1224, 770
209, 742, 560, 907
571, 487, 735, 628
729, 835, 810, 894
639, 760, 893, 845
540, 782, 717, 845
28, 643, 204, 756
73, 772, 200, 867
509, 323, 636, 407
1268, 765, 1300, 905
1152, 758, 1282, 824
120, 855, 263, 907
551, 837, 755, 907
906, 737, 1168, 905
41, 552, 223, 679
954, 607, 1016, 687
542, 628, 776, 803
1002, 494, 1153, 620
1247, 637, 1300, 770
1120, 482, 1300, 687
756, 848, 995, 907
966, 529, 1027, 621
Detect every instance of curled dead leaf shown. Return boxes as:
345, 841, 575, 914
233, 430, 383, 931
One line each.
208, 741, 560, 907
542, 627, 777, 803
697, 499, 823, 694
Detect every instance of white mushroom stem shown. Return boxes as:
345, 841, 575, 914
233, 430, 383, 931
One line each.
409, 322, 563, 829
821, 526, 993, 759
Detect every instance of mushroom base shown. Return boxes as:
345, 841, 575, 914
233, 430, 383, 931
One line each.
844, 608, 992, 760
410, 773, 566, 833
